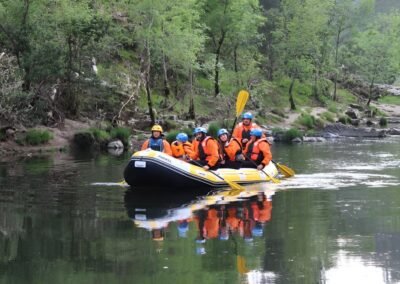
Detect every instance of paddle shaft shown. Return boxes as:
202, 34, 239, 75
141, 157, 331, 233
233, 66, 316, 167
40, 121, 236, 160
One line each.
244, 154, 279, 183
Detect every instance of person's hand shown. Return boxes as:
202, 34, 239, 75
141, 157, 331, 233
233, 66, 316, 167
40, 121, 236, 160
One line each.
203, 165, 210, 171
257, 164, 264, 170
242, 138, 249, 144
220, 160, 225, 165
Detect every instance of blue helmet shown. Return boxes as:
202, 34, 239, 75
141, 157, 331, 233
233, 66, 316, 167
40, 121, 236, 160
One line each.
242, 112, 253, 120
176, 132, 188, 143
217, 128, 229, 137
193, 127, 207, 135
250, 128, 263, 138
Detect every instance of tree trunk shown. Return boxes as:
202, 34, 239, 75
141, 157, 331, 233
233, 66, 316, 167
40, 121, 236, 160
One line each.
333, 27, 342, 102
143, 43, 155, 125
214, 32, 226, 97
366, 78, 375, 107
161, 51, 170, 108
188, 67, 195, 119
289, 77, 296, 110
233, 45, 240, 87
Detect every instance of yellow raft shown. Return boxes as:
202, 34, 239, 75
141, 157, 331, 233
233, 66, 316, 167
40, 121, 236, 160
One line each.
124, 149, 279, 189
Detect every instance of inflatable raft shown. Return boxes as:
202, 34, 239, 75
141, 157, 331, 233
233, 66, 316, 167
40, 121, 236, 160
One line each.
124, 149, 279, 189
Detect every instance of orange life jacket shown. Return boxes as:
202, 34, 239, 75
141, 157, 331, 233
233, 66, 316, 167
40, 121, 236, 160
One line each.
234, 122, 258, 140
247, 138, 269, 164
198, 136, 220, 164
171, 141, 192, 158
221, 138, 242, 161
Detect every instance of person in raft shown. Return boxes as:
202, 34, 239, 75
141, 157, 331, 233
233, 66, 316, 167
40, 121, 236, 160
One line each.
242, 128, 272, 170
141, 124, 172, 155
232, 112, 260, 148
189, 127, 220, 170
217, 128, 244, 169
171, 132, 193, 160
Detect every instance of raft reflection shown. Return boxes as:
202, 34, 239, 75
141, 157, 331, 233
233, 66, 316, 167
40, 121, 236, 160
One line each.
124, 187, 275, 242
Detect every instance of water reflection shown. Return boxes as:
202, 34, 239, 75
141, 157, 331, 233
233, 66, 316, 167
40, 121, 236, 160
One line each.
124, 188, 274, 244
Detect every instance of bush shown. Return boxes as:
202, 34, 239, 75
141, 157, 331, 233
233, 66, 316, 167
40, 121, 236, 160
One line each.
338, 116, 347, 124
90, 128, 111, 143
379, 117, 388, 127
207, 122, 221, 139
165, 130, 180, 144
74, 132, 95, 149
25, 129, 53, 145
0, 131, 5, 141
321, 111, 335, 123
283, 128, 302, 142
298, 114, 315, 129
110, 127, 131, 146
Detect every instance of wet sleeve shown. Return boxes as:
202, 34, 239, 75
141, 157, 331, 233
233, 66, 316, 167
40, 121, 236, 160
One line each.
183, 143, 194, 156
206, 139, 220, 167
163, 141, 172, 156
141, 140, 149, 150
232, 125, 241, 139
259, 142, 272, 166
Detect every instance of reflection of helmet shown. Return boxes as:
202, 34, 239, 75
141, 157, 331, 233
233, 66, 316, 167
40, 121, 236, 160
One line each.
176, 132, 188, 143
250, 128, 262, 138
151, 125, 163, 132
193, 127, 207, 135
217, 128, 229, 137
252, 223, 263, 237
242, 112, 253, 120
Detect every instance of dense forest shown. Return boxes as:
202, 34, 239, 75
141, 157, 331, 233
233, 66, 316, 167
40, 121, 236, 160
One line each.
1, 0, 400, 128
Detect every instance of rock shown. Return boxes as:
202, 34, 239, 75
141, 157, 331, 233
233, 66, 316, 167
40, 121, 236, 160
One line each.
365, 120, 376, 127
303, 137, 326, 142
107, 140, 124, 149
5, 128, 15, 139
345, 108, 360, 119
108, 147, 124, 156
323, 132, 339, 139
349, 104, 364, 111
322, 123, 386, 138
291, 137, 302, 143
350, 119, 360, 126
387, 128, 400, 135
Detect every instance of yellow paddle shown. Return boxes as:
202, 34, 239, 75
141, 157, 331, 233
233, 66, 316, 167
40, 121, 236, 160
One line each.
190, 159, 245, 196
230, 90, 250, 134
272, 160, 295, 178
244, 154, 280, 184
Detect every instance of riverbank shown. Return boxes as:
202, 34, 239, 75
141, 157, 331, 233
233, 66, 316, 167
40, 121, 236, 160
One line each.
1, 100, 400, 159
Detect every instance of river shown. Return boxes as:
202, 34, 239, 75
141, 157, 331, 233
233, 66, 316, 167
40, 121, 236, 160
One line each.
1, 137, 400, 284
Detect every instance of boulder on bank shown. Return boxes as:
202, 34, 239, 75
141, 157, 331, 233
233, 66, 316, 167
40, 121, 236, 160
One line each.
108, 140, 124, 149
321, 123, 386, 138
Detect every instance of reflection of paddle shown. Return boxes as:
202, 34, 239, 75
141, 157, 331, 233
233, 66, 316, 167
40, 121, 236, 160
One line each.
190, 160, 245, 196
230, 90, 250, 134
271, 160, 295, 178
231, 232, 249, 274
244, 154, 280, 184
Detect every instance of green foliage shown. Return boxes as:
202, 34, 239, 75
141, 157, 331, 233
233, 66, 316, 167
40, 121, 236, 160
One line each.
25, 129, 53, 145
207, 122, 221, 139
89, 128, 111, 143
110, 127, 131, 146
379, 117, 388, 127
283, 128, 303, 142
338, 116, 348, 124
297, 114, 316, 129
165, 130, 180, 144
320, 112, 336, 123
379, 95, 400, 105
0, 131, 6, 141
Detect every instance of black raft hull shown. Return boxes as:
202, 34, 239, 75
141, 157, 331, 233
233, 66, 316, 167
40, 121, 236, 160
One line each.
123, 149, 279, 189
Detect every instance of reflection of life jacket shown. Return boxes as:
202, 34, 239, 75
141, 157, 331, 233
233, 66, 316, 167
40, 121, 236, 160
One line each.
221, 138, 242, 161
148, 137, 164, 152
204, 208, 219, 239
247, 138, 269, 164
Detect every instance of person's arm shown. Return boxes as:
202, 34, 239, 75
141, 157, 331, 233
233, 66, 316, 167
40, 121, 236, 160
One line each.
163, 141, 172, 156
189, 140, 199, 160
259, 142, 272, 167
141, 140, 149, 150
183, 142, 194, 156
232, 125, 241, 139
205, 139, 220, 167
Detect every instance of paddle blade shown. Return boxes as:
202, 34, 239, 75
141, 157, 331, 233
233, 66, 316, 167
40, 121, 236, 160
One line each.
226, 180, 246, 196
237, 255, 249, 274
236, 90, 250, 117
277, 163, 295, 178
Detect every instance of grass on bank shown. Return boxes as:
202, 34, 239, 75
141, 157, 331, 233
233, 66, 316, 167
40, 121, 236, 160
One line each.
24, 129, 53, 145
378, 95, 400, 105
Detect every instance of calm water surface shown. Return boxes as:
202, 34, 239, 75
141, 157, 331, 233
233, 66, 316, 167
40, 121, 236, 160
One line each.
1, 138, 400, 284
